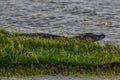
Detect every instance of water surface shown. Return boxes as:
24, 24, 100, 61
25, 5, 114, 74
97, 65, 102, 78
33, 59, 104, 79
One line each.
0, 0, 120, 46
2, 75, 120, 80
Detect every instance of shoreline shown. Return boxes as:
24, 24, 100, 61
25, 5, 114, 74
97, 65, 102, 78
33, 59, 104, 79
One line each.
0, 29, 120, 77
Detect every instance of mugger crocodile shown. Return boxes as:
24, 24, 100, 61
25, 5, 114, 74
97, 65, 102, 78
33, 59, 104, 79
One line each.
0, 30, 105, 41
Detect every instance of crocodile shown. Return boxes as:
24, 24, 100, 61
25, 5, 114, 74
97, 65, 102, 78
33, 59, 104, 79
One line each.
17, 32, 105, 42
0, 30, 105, 41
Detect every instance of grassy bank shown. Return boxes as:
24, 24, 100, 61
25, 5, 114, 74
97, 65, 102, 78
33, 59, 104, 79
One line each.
0, 29, 120, 76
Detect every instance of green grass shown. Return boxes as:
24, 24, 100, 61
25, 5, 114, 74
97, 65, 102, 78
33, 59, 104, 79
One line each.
0, 29, 120, 77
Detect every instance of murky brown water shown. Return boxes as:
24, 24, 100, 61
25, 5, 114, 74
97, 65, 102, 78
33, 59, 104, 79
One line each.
0, 0, 120, 46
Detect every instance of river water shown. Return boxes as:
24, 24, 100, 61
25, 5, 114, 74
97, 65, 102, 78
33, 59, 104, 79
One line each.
0, 0, 120, 46
0, 0, 120, 79
1, 75, 120, 80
